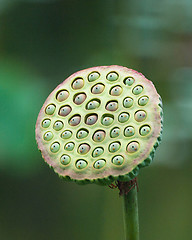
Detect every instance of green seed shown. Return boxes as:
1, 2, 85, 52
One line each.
78, 144, 90, 154
91, 84, 105, 94
112, 155, 124, 165
50, 142, 60, 153
110, 86, 122, 96
124, 77, 135, 86
105, 101, 118, 111
138, 96, 149, 106
56, 90, 69, 102
86, 100, 100, 110
132, 85, 143, 95
53, 121, 64, 131
124, 126, 135, 137
92, 147, 104, 157
93, 130, 106, 142
101, 116, 114, 126
72, 78, 84, 89
106, 72, 118, 81
86, 115, 98, 125
41, 119, 51, 128
61, 130, 72, 139
110, 127, 120, 138
88, 72, 100, 82
69, 115, 81, 126
118, 112, 130, 123
140, 125, 151, 136
127, 141, 139, 153
76, 160, 88, 169
76, 129, 89, 139
64, 142, 75, 151
74, 93, 87, 105
123, 97, 133, 108
109, 142, 121, 153
59, 105, 72, 117
94, 159, 106, 169
43, 131, 53, 141
60, 154, 71, 165
45, 104, 56, 115
135, 110, 147, 122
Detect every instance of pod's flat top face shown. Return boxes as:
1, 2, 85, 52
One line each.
36, 65, 162, 183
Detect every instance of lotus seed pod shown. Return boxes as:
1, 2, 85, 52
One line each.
36, 65, 163, 185
88, 72, 100, 82
92, 147, 104, 157
110, 86, 122, 96
56, 90, 69, 102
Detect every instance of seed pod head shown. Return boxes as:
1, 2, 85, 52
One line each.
36, 65, 163, 185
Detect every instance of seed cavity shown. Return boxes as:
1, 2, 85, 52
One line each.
134, 110, 147, 122
45, 104, 56, 115
76, 159, 88, 169
59, 105, 72, 117
140, 125, 151, 136
123, 97, 133, 108
56, 90, 69, 102
53, 121, 64, 131
60, 154, 71, 165
73, 93, 87, 105
85, 114, 98, 125
76, 129, 89, 139
78, 144, 90, 155
72, 78, 84, 90
124, 126, 135, 137
41, 119, 51, 128
61, 130, 72, 139
132, 85, 143, 95
112, 155, 124, 165
109, 142, 121, 153
43, 131, 53, 141
105, 101, 118, 111
88, 72, 100, 82
110, 85, 122, 96
69, 115, 81, 126
93, 130, 106, 142
86, 99, 100, 110
92, 147, 104, 157
94, 159, 106, 169
106, 72, 119, 81
138, 96, 149, 106
124, 77, 135, 86
127, 141, 139, 153
64, 142, 75, 151
91, 83, 105, 94
118, 112, 130, 123
50, 142, 60, 153
110, 127, 120, 138
101, 114, 114, 126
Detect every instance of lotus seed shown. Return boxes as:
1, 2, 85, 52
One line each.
140, 125, 151, 136
43, 131, 53, 141
124, 77, 135, 86
86, 100, 100, 110
93, 130, 106, 142
127, 141, 139, 153
106, 72, 118, 81
53, 121, 64, 131
105, 101, 118, 111
92, 147, 104, 157
123, 97, 133, 108
112, 155, 124, 165
45, 104, 56, 115
118, 112, 130, 123
78, 144, 90, 154
138, 96, 149, 106
69, 115, 81, 126
60, 154, 71, 165
94, 159, 106, 169
110, 127, 120, 138
72, 78, 84, 89
50, 142, 60, 153
76, 129, 89, 139
85, 114, 98, 125
64, 142, 75, 151
59, 105, 72, 117
88, 72, 100, 82
56, 90, 69, 102
101, 116, 114, 126
132, 85, 143, 95
61, 130, 72, 139
91, 84, 105, 94
135, 110, 147, 122
41, 119, 51, 128
110, 86, 122, 96
109, 142, 121, 153
124, 126, 135, 137
76, 160, 88, 169
74, 93, 87, 105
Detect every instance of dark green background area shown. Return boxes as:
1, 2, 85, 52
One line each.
0, 0, 192, 239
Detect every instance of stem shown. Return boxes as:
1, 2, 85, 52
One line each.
123, 183, 139, 240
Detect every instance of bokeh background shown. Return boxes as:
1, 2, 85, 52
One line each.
1, 0, 192, 239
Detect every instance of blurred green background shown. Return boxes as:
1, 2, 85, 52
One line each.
0, 0, 192, 239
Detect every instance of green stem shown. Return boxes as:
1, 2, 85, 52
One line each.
123, 185, 139, 240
